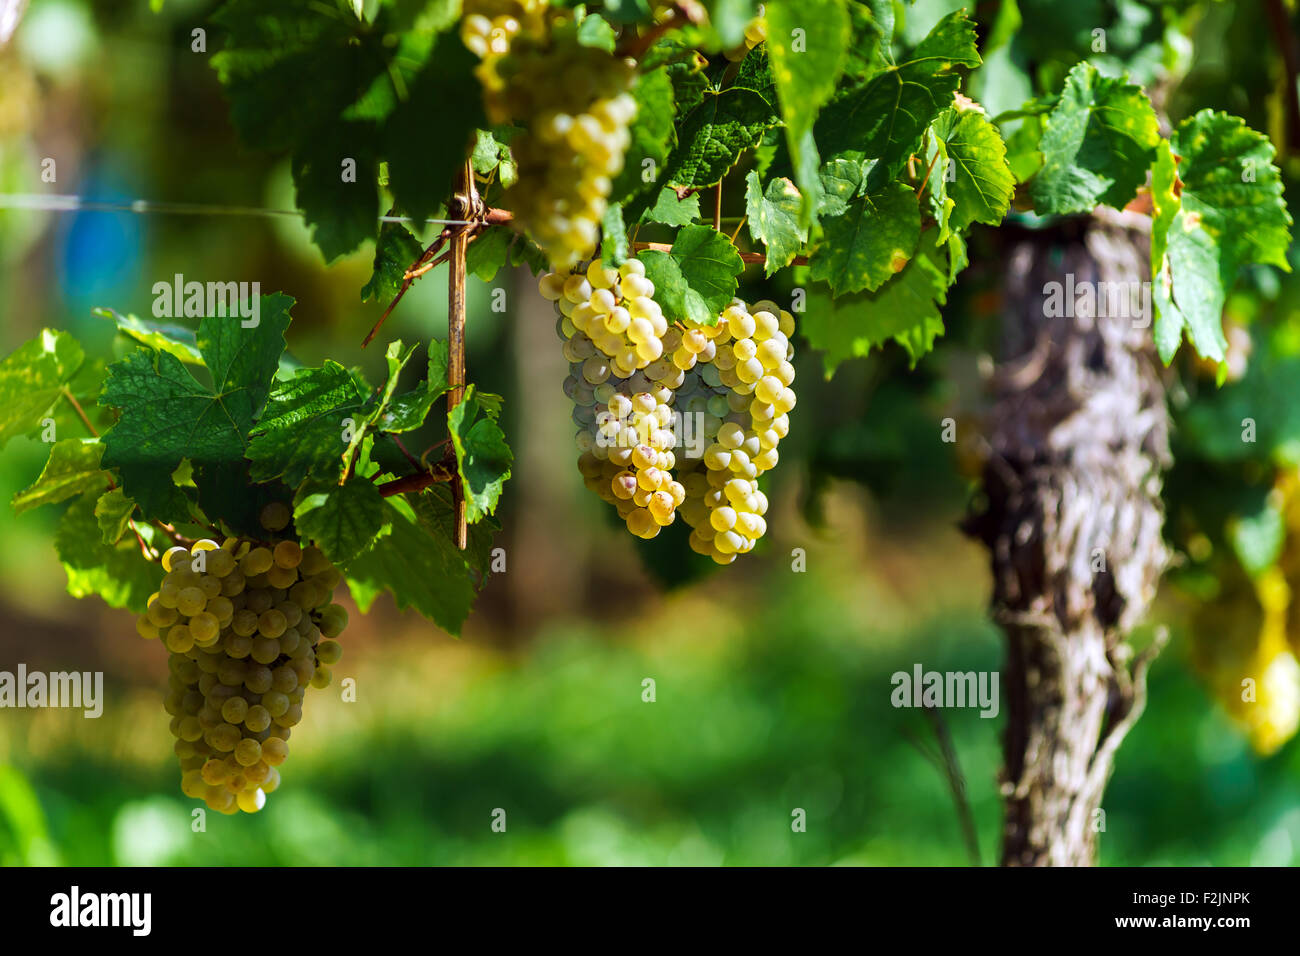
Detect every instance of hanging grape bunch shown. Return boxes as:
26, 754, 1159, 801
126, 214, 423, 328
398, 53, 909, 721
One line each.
135, 503, 348, 815
463, 0, 637, 269
542, 261, 797, 564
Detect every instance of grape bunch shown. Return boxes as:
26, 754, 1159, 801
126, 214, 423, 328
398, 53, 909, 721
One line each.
460, 0, 548, 74
463, 3, 637, 269
134, 503, 348, 815
545, 263, 798, 561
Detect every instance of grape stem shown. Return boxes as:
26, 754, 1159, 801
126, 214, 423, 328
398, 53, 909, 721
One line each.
615, 3, 705, 59
631, 239, 807, 266
375, 453, 457, 497
447, 160, 473, 550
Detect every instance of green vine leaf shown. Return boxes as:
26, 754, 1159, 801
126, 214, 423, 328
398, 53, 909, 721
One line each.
95, 310, 203, 366
642, 187, 701, 226
764, 0, 852, 223
665, 87, 779, 189
816, 11, 980, 174
1030, 61, 1160, 215
639, 224, 745, 325
744, 171, 807, 276
95, 488, 137, 545
0, 330, 86, 451
448, 385, 513, 524
55, 493, 157, 612
929, 106, 1016, 231
802, 233, 958, 374
1152, 111, 1293, 364
247, 361, 367, 486
810, 181, 920, 295
346, 495, 478, 635
293, 476, 390, 566
99, 296, 294, 519
362, 220, 424, 302
12, 439, 108, 514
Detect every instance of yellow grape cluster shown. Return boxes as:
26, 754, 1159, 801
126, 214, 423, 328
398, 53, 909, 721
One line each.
543, 258, 669, 377
547, 266, 797, 561
135, 503, 348, 815
460, 0, 548, 69
462, 2, 637, 269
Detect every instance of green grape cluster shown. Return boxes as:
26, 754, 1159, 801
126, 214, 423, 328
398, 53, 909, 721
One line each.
464, 4, 637, 269
547, 265, 798, 560
135, 503, 348, 815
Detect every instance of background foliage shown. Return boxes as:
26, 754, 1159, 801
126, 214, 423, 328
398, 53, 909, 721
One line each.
1, 0, 1299, 864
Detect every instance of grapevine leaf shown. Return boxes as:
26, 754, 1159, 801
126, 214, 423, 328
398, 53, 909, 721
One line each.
1030, 62, 1160, 215
764, 0, 852, 223
95, 488, 136, 545
665, 87, 779, 189
466, 226, 512, 282
346, 496, 477, 636
1152, 111, 1293, 364
663, 224, 746, 312
734, 44, 776, 106
929, 107, 1015, 230
409, 484, 499, 583
247, 361, 367, 485
639, 224, 745, 324
210, 0, 389, 154
385, 34, 485, 224
372, 340, 419, 423
12, 439, 108, 514
361, 220, 424, 302
55, 493, 157, 613
448, 385, 513, 524
292, 119, 380, 263
577, 10, 617, 51
642, 187, 701, 226
0, 329, 85, 450
611, 67, 676, 208
802, 233, 955, 374
294, 476, 389, 566
744, 171, 807, 276
471, 128, 518, 187
923, 132, 955, 237
810, 181, 920, 295
95, 309, 203, 365
99, 296, 293, 519
816, 11, 980, 173
601, 204, 629, 267
427, 339, 450, 397
817, 157, 866, 217
381, 338, 450, 433
639, 252, 710, 324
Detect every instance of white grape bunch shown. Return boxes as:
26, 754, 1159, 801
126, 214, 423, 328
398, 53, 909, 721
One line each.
464, 3, 637, 270
544, 263, 797, 560
137, 503, 347, 815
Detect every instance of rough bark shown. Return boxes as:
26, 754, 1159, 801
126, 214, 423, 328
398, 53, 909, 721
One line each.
966, 210, 1170, 866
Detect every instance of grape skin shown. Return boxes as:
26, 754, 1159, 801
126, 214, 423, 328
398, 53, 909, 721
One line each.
551, 278, 796, 562
151, 531, 345, 813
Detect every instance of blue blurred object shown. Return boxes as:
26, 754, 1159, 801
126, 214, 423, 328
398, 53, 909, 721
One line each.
55, 159, 143, 318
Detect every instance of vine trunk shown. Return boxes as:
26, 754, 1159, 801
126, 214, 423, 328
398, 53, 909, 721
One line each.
968, 209, 1170, 866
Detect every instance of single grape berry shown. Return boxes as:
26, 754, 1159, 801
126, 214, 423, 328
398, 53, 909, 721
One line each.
260, 502, 291, 532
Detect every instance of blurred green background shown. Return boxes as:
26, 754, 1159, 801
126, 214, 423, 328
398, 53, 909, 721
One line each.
2, 0, 1300, 866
